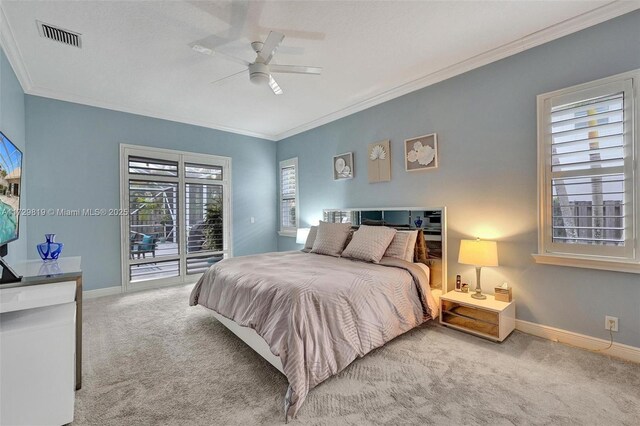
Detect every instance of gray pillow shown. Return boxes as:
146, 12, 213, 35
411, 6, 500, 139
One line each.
341, 225, 397, 263
385, 230, 418, 262
302, 226, 318, 253
310, 221, 352, 257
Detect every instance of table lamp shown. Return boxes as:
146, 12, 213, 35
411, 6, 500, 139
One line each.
296, 228, 310, 245
458, 238, 498, 300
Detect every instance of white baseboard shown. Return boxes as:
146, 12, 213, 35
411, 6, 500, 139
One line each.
83, 280, 198, 299
124, 279, 198, 294
83, 286, 122, 299
515, 319, 640, 364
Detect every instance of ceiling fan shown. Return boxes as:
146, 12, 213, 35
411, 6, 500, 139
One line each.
192, 31, 322, 95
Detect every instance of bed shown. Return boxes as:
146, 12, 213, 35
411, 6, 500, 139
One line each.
190, 207, 447, 420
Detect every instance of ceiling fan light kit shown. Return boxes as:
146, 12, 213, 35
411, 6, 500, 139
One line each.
249, 63, 270, 85
192, 31, 322, 96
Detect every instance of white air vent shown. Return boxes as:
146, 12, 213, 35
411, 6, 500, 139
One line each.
36, 21, 81, 48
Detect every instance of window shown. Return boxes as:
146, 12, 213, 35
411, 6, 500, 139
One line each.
279, 157, 298, 236
535, 70, 640, 273
120, 145, 231, 290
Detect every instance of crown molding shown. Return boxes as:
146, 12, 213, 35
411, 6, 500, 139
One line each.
24, 85, 278, 141
273, 1, 640, 140
0, 3, 277, 142
0, 3, 34, 91
2, 1, 638, 142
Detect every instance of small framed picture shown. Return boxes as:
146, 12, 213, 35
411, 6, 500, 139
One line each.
333, 152, 354, 180
405, 133, 438, 172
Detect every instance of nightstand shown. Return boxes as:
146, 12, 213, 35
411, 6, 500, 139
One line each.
439, 291, 515, 342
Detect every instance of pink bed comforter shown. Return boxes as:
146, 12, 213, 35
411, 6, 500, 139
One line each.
189, 251, 437, 419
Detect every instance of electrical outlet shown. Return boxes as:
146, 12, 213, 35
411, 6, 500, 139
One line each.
605, 316, 619, 332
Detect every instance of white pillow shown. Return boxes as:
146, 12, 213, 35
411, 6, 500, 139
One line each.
311, 221, 352, 257
341, 225, 397, 263
384, 230, 418, 262
302, 226, 318, 252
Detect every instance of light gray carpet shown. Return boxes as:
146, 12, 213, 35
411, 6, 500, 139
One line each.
74, 284, 640, 425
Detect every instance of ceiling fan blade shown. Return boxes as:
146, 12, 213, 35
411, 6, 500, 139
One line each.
211, 70, 246, 86
268, 75, 283, 95
216, 50, 250, 67
258, 31, 284, 64
270, 64, 322, 75
192, 44, 250, 67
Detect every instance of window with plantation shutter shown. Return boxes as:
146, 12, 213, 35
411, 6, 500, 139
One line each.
121, 145, 231, 290
535, 70, 640, 273
279, 158, 298, 236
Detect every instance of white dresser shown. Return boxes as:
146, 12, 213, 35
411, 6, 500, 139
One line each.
0, 257, 82, 426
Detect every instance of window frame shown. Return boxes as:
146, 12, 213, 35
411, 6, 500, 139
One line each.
120, 144, 232, 292
534, 70, 640, 273
278, 157, 299, 237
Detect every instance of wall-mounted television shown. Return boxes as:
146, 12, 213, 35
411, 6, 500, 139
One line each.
0, 131, 23, 284
0, 131, 22, 247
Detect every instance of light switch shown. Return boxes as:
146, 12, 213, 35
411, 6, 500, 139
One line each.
250, 217, 255, 224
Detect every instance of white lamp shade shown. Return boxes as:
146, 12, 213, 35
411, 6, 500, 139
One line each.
458, 239, 498, 267
296, 228, 310, 245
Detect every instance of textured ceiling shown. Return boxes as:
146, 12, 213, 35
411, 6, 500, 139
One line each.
1, 1, 635, 140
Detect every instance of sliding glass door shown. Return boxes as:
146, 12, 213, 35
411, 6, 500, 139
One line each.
120, 145, 231, 291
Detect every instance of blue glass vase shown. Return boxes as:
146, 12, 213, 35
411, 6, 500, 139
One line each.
37, 234, 64, 260
414, 216, 423, 228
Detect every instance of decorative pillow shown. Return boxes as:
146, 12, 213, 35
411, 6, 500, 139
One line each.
414, 229, 429, 263
343, 229, 355, 250
311, 221, 353, 257
341, 225, 397, 263
384, 230, 418, 262
302, 226, 318, 252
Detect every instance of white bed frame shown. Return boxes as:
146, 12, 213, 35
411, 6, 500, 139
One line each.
210, 207, 448, 377
212, 311, 285, 374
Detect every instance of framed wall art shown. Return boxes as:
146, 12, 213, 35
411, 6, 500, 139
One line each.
333, 152, 354, 180
368, 140, 391, 183
405, 133, 438, 171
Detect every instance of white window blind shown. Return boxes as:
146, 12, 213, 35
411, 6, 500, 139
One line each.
185, 182, 224, 275
279, 158, 298, 234
551, 91, 626, 248
537, 71, 639, 267
129, 156, 178, 177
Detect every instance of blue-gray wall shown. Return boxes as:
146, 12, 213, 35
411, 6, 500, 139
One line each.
25, 96, 277, 290
277, 11, 640, 347
0, 48, 26, 264
3, 11, 639, 347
